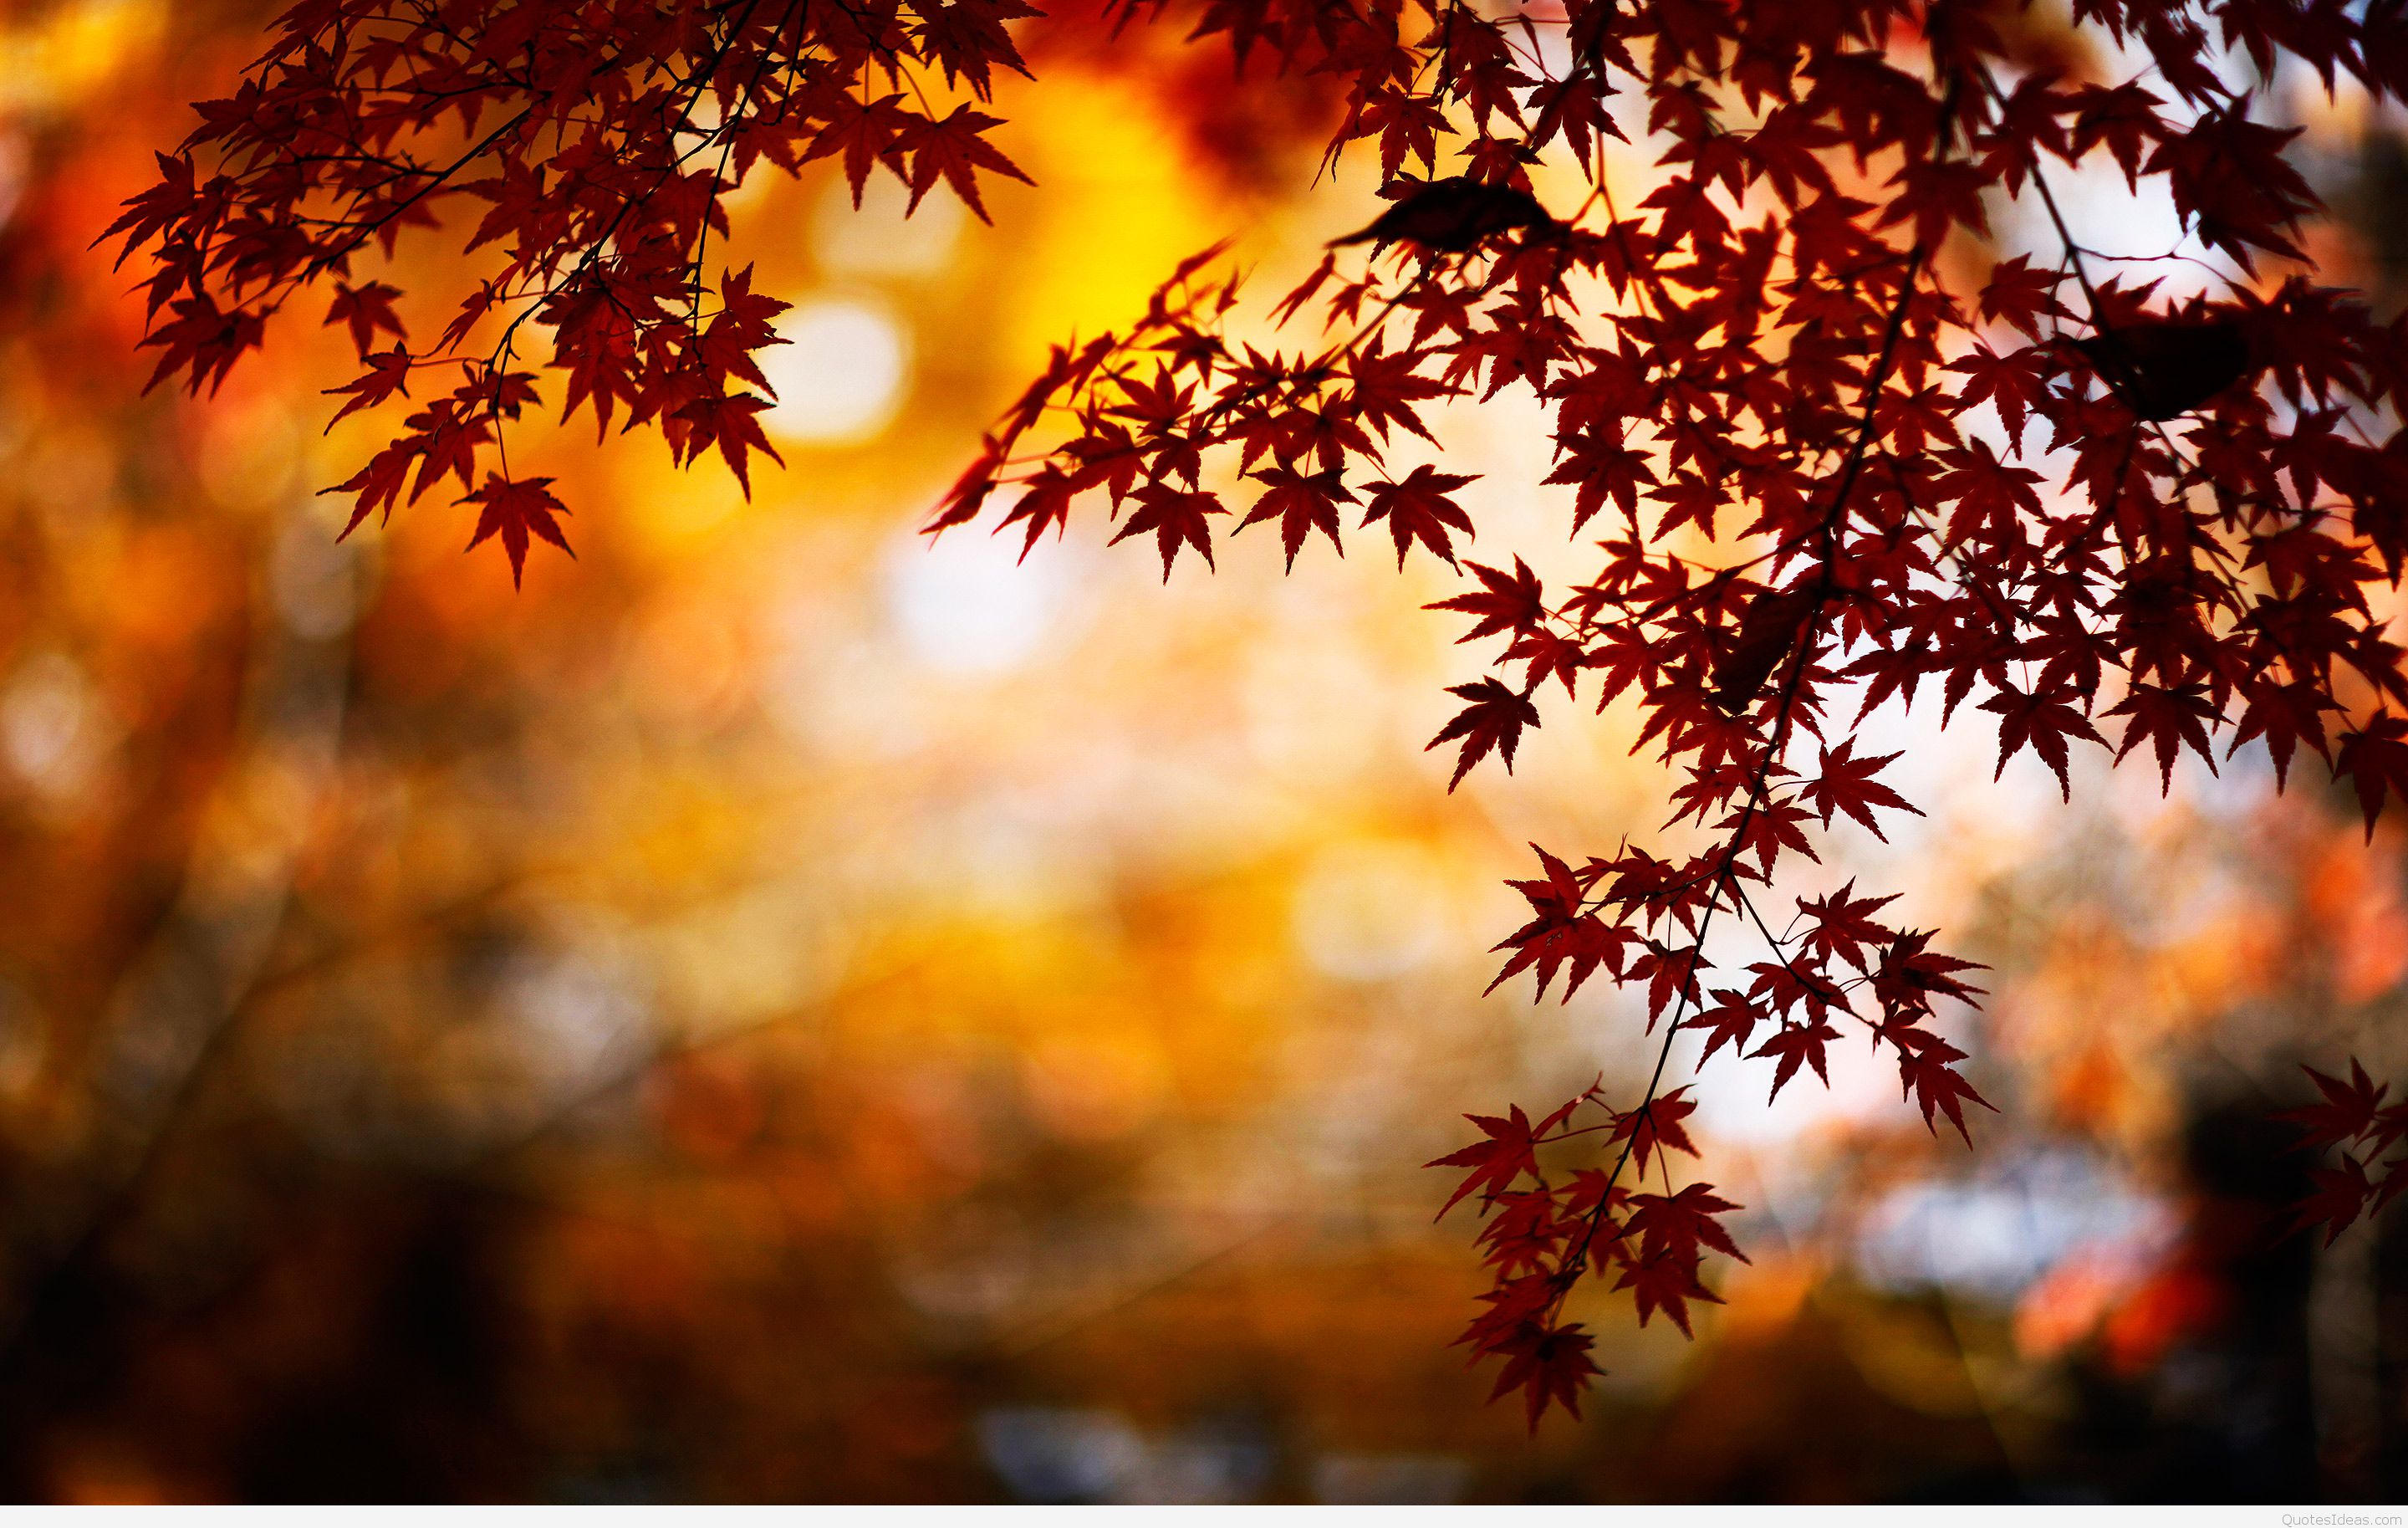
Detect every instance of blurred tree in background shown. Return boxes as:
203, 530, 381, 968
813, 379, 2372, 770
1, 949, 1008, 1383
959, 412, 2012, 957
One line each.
0, 0, 2403, 1503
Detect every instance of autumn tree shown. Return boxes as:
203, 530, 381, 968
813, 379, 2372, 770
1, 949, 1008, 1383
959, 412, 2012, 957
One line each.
113, 0, 2408, 1427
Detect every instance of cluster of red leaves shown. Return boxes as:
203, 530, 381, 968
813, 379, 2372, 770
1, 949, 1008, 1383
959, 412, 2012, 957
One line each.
930, 0, 2408, 1424
2278, 1060, 2408, 1245
125, 0, 2408, 1431
110, 0, 1050, 582
1426, 1084, 1743, 1426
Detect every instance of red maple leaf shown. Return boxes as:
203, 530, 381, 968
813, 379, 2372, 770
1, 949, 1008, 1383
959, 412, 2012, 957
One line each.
1427, 557, 1545, 644
1871, 929, 1988, 1012
1613, 1247, 1721, 1337
1977, 254, 2071, 340
1426, 1098, 1578, 1217
1798, 740, 1920, 840
1606, 1085, 1699, 1178
1681, 989, 1764, 1066
2288, 1153, 2378, 1246
2106, 682, 2220, 791
1476, 1190, 1570, 1275
1236, 464, 1352, 569
1795, 882, 1900, 972
1980, 682, 2105, 799
327, 280, 407, 355
1612, 1182, 1747, 1335
896, 105, 1033, 222
327, 345, 417, 427
2277, 1060, 2394, 1152
1363, 464, 1478, 568
1112, 483, 1225, 578
459, 474, 574, 587
1751, 1019, 1842, 1101
670, 391, 785, 498
1483, 1321, 1602, 1429
2338, 715, 2408, 837
1426, 677, 1541, 789
1885, 1026, 1996, 1143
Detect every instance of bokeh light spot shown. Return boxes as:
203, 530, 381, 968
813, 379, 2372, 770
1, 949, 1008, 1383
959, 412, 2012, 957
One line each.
885, 525, 1078, 675
759, 296, 910, 444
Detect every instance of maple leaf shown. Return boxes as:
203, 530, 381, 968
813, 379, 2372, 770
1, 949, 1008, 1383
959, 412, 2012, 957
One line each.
1426, 677, 1540, 790
1614, 1182, 1747, 1335
701, 264, 791, 394
995, 471, 1079, 559
102, 149, 196, 268
1452, 1272, 1561, 1359
928, 437, 1004, 536
2068, 79, 2166, 187
1797, 740, 1919, 841
1111, 483, 1225, 579
324, 441, 420, 537
1630, 940, 1709, 1025
1607, 1085, 1699, 1178
1751, 1019, 1841, 1101
1612, 1248, 1721, 1337
1362, 465, 1478, 569
459, 473, 574, 587
1482, 1321, 1601, 1429
1426, 1099, 1577, 1217
671, 391, 785, 498
802, 91, 913, 205
1872, 930, 1988, 1013
1488, 845, 1634, 1001
1544, 427, 1658, 531
2287, 1153, 2378, 1246
2337, 716, 2408, 837
1931, 438, 2047, 542
1507, 626, 1589, 698
327, 280, 406, 355
2106, 682, 2219, 791
1980, 682, 2104, 800
2150, 113, 2318, 267
326, 346, 416, 427
2277, 1060, 2393, 1153
1880, 154, 1990, 250
1346, 340, 1450, 445
1237, 464, 1351, 569
1426, 558, 1545, 645
1884, 1026, 1995, 1144
1977, 255, 2070, 340
896, 105, 1033, 222
1475, 1190, 1569, 1276
140, 294, 264, 396
1624, 1182, 1747, 1264
1681, 989, 1763, 1066
1946, 343, 2049, 451
1795, 881, 1900, 972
